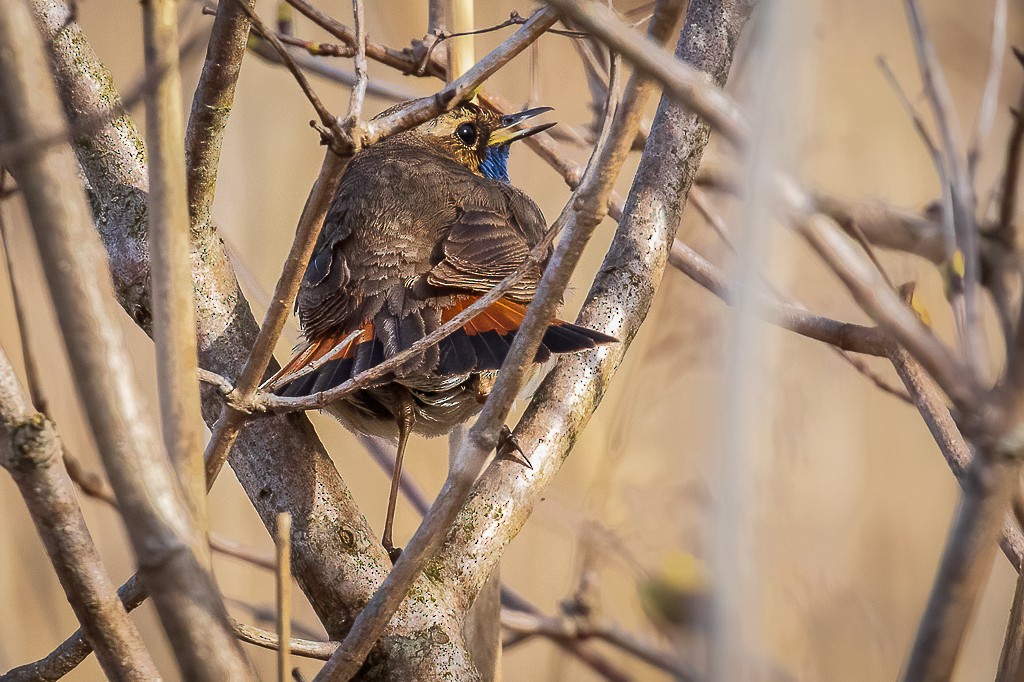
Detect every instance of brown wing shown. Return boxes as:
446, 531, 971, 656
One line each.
425, 209, 545, 303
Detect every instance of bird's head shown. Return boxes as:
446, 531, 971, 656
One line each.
417, 103, 555, 182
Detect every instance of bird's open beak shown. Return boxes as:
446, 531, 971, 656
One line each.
488, 106, 556, 147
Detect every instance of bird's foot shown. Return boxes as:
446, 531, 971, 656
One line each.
497, 424, 532, 469
382, 535, 403, 565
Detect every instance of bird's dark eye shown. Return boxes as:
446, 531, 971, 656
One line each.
455, 122, 477, 146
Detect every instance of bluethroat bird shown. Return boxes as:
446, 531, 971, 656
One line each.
267, 102, 615, 559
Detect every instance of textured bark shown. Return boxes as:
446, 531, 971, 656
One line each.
425, 0, 751, 613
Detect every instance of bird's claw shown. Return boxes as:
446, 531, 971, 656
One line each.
497, 425, 532, 469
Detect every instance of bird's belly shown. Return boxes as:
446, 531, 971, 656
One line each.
325, 373, 487, 439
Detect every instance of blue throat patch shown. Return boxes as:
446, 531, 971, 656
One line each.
479, 145, 511, 182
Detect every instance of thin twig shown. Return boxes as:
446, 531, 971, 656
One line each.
500, 609, 696, 681
967, 0, 1007, 175
277, 512, 293, 682
246, 35, 418, 102
904, 0, 986, 377
232, 619, 337, 660
344, 0, 367, 137
233, 0, 344, 145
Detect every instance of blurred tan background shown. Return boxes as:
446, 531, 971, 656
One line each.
1, 0, 1022, 679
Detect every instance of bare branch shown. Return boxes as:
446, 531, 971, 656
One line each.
143, 0, 209, 536
0, 347, 159, 680
888, 346, 1024, 570
344, 0, 367, 130
0, 0, 252, 675
500, 609, 695, 680
232, 619, 337, 660
186, 0, 253, 230
277, 512, 293, 682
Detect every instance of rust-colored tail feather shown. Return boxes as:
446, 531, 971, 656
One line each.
272, 296, 615, 398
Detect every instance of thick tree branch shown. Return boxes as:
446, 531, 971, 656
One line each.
425, 0, 750, 639
186, 0, 253, 230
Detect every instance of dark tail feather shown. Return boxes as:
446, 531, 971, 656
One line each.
273, 298, 618, 398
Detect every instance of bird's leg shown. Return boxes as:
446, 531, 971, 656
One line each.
383, 387, 415, 564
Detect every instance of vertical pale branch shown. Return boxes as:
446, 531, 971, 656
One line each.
277, 512, 293, 682
711, 0, 796, 675
0, 347, 159, 680
446, 0, 474, 82
0, 1, 252, 677
142, 0, 208, 534
345, 0, 367, 128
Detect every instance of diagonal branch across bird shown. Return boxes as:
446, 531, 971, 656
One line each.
266, 101, 615, 561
